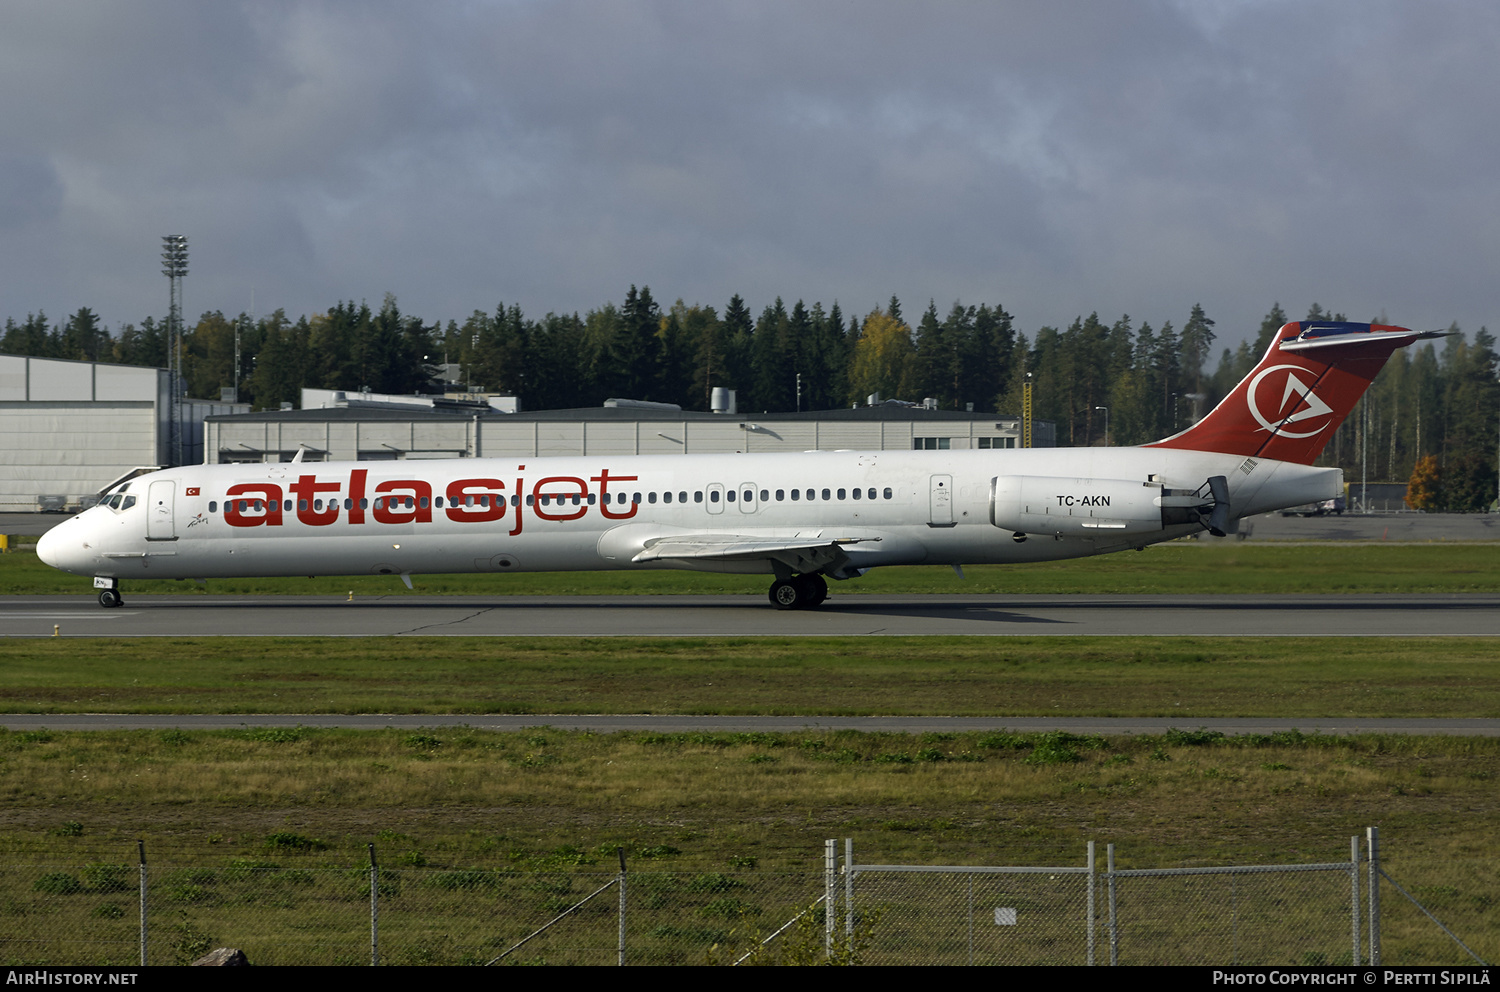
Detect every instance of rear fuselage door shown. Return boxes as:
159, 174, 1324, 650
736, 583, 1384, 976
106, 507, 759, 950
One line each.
147, 480, 176, 541
929, 474, 953, 525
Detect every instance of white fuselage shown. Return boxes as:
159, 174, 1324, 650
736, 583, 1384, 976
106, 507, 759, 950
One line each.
38, 447, 1341, 583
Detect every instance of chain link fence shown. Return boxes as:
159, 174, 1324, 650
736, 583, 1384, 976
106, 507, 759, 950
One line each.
0, 829, 1489, 965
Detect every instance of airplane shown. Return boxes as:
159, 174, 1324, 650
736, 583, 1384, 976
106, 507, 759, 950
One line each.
38, 320, 1444, 610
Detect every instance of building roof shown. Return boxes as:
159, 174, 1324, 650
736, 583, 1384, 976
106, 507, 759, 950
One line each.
207, 404, 1021, 425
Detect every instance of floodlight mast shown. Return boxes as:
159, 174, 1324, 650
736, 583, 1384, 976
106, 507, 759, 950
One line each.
161, 236, 188, 466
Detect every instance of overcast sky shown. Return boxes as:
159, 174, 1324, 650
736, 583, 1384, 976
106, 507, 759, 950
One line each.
2, 0, 1496, 349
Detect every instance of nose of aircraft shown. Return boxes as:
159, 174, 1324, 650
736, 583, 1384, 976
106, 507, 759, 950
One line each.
36, 515, 93, 575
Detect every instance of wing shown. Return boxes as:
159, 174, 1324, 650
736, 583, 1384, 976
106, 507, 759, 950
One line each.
631, 533, 882, 574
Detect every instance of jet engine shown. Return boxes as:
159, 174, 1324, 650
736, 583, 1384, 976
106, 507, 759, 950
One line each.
990, 475, 1229, 538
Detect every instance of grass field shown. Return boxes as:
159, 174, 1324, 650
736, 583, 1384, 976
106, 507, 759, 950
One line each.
3, 542, 1500, 596
0, 727, 1494, 964
1, 636, 1498, 717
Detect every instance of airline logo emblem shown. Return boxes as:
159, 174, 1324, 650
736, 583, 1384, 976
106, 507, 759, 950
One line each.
1246, 365, 1334, 439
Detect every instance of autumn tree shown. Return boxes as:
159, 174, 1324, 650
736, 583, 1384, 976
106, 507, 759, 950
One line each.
847, 307, 914, 405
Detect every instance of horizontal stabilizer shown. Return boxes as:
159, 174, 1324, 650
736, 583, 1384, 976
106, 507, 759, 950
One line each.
1279, 327, 1451, 354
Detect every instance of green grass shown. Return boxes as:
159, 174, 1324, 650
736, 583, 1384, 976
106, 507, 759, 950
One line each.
4, 542, 1500, 596
0, 728, 1494, 965
1, 636, 1498, 716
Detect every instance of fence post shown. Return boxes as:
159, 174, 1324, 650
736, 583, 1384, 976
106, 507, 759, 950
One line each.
1107, 843, 1118, 966
137, 840, 147, 967
1350, 835, 1361, 966
844, 838, 854, 943
1086, 840, 1095, 966
368, 844, 379, 967
824, 840, 836, 959
1367, 826, 1381, 965
617, 847, 627, 966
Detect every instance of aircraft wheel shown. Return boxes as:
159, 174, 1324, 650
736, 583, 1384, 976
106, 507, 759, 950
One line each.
799, 573, 828, 606
98, 589, 123, 609
769, 579, 802, 610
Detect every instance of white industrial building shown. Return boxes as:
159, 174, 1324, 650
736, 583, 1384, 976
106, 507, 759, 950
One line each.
204, 391, 1053, 463
0, 353, 245, 512
1, 354, 1051, 513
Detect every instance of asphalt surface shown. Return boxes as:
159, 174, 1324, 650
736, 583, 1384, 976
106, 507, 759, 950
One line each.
4, 592, 1498, 637
2, 714, 1495, 737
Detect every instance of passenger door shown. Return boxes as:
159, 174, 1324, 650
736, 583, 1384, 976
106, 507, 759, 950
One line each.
147, 480, 177, 541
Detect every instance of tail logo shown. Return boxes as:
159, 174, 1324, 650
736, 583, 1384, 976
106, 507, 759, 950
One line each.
1247, 365, 1334, 439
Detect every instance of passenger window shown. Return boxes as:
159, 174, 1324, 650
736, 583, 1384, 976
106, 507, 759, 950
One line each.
852, 488, 861, 500
710, 490, 720, 503
822, 489, 830, 500
776, 490, 785, 501
790, 489, 799, 501
420, 496, 429, 509
726, 490, 736, 502
884, 488, 893, 499
759, 490, 768, 501
679, 491, 687, 502
648, 492, 657, 504
694, 491, 703, 503
837, 489, 846, 500
663, 492, 672, 504
633, 493, 642, 504
868, 488, 877, 500
209, 501, 217, 513
806, 489, 815, 501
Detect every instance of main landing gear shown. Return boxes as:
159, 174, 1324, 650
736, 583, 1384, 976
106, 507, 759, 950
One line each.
768, 573, 828, 611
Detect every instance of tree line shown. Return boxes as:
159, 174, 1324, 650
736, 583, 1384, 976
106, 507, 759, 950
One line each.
3, 290, 1496, 509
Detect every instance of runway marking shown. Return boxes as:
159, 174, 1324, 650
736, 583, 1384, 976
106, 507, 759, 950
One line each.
0, 613, 128, 620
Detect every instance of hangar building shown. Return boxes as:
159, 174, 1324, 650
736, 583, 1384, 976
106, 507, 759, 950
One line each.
204, 392, 1053, 464
0, 353, 245, 512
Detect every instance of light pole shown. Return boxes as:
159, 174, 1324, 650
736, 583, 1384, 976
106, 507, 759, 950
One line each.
161, 235, 188, 465
1094, 405, 1109, 447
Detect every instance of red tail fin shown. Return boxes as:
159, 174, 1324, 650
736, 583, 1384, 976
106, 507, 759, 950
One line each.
1147, 321, 1445, 465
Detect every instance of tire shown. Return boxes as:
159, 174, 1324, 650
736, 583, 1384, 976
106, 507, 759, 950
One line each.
769, 579, 801, 610
98, 589, 122, 609
798, 573, 828, 606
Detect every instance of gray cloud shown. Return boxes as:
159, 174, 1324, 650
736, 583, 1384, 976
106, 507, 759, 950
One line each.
1, 0, 1496, 346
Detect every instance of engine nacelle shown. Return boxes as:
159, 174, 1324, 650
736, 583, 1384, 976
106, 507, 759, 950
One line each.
990, 475, 1178, 537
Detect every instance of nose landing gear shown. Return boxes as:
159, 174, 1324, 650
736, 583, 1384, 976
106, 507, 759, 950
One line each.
768, 573, 828, 610
94, 577, 122, 608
